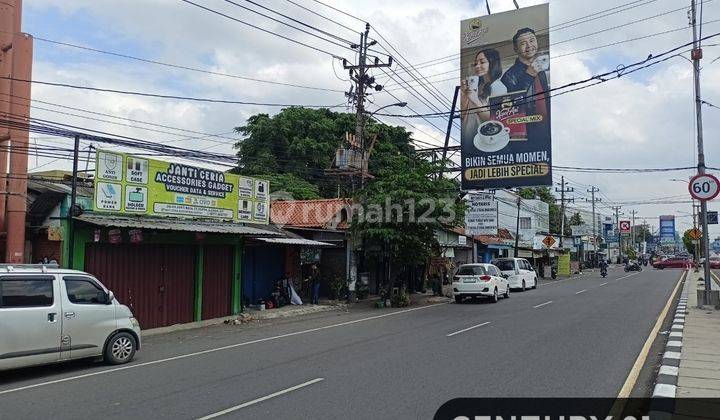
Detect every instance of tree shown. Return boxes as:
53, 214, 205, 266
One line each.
683, 229, 698, 256
233, 107, 416, 199
569, 212, 583, 226
351, 154, 466, 288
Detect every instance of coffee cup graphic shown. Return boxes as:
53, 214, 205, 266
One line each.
473, 120, 511, 152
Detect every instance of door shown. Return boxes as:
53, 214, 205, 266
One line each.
60, 275, 117, 360
85, 244, 196, 329
202, 245, 233, 320
0, 275, 61, 370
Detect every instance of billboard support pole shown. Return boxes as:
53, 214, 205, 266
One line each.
68, 134, 79, 269
439, 86, 460, 178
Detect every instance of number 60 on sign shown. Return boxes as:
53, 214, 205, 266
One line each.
689, 173, 720, 201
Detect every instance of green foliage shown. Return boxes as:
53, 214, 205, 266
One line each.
263, 173, 321, 200
351, 154, 466, 268
329, 276, 347, 300
232, 108, 417, 199
569, 212, 583, 226
683, 229, 697, 255
390, 290, 410, 308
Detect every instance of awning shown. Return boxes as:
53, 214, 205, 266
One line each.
255, 238, 335, 247
76, 213, 281, 236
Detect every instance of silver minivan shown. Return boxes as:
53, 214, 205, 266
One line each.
0, 265, 141, 371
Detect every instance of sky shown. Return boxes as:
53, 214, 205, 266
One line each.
19, 0, 720, 238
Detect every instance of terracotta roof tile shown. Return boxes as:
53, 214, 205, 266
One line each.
271, 198, 351, 229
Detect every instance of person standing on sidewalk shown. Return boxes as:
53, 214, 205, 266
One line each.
307, 264, 321, 305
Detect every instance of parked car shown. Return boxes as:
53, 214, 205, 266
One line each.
452, 263, 509, 304
0, 264, 141, 372
491, 257, 538, 291
652, 257, 693, 269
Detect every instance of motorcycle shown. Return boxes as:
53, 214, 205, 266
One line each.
550, 266, 557, 279
624, 261, 642, 272
600, 266, 607, 278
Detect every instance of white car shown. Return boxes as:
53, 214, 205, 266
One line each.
0, 264, 141, 372
491, 258, 537, 291
452, 263, 510, 304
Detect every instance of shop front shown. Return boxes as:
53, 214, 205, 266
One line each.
70, 214, 278, 329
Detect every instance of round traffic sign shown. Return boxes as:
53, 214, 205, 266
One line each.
689, 173, 720, 201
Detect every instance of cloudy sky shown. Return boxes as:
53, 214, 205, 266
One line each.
20, 0, 720, 238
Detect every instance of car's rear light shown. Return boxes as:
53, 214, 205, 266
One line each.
479, 275, 492, 281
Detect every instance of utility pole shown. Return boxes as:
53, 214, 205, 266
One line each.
555, 176, 574, 247
629, 209, 638, 253
612, 206, 623, 264
343, 23, 392, 186
690, 0, 713, 305
692, 202, 700, 269
585, 187, 601, 268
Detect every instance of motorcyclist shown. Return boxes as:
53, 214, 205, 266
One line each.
599, 259, 608, 276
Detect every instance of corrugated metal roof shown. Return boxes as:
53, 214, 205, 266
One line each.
255, 238, 335, 246
76, 213, 281, 236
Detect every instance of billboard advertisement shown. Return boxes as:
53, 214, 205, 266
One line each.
460, 4, 551, 190
659, 215, 675, 243
464, 192, 498, 235
93, 150, 269, 224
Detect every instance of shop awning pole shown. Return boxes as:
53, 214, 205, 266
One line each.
67, 134, 79, 269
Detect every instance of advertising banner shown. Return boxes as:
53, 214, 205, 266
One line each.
659, 215, 675, 243
93, 150, 269, 224
465, 193, 498, 235
460, 4, 551, 190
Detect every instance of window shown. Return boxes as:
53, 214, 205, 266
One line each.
492, 259, 516, 271
64, 277, 104, 304
519, 217, 532, 229
488, 266, 501, 277
456, 266, 486, 276
0, 277, 54, 308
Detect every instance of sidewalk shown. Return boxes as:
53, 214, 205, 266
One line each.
676, 272, 720, 399
652, 270, 720, 418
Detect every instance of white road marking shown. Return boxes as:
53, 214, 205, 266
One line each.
575, 289, 587, 295
615, 272, 642, 282
533, 301, 553, 309
446, 321, 491, 337
196, 378, 324, 420
599, 282, 608, 286
616, 270, 686, 398
0, 303, 448, 396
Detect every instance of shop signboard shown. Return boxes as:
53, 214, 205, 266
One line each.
659, 215, 675, 243
465, 193, 498, 235
557, 253, 570, 276
93, 150, 269, 224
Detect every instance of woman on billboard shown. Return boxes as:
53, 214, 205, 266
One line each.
460, 48, 507, 133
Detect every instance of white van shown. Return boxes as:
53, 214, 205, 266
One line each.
491, 258, 538, 291
0, 265, 141, 371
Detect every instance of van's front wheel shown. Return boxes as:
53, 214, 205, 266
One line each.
105, 332, 136, 365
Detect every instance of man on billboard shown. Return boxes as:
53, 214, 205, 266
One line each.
459, 4, 551, 191
501, 27, 550, 143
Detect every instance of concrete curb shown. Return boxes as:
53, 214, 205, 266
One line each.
651, 273, 690, 402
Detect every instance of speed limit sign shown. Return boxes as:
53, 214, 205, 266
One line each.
689, 173, 720, 201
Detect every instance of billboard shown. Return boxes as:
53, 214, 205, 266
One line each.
460, 4, 551, 190
659, 215, 675, 243
465, 193, 498, 235
93, 150, 269, 224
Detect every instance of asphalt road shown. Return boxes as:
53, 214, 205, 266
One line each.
0, 266, 683, 419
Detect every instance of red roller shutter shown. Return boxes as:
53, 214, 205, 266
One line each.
202, 245, 233, 320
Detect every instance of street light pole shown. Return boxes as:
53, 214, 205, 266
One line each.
690, 0, 712, 305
